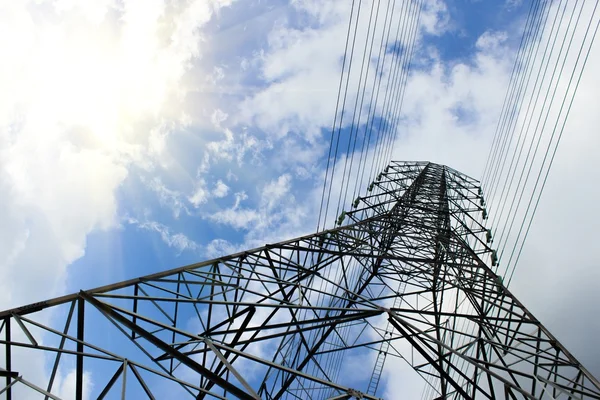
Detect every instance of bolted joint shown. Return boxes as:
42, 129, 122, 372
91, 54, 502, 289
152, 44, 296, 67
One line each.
378, 306, 390, 314
347, 388, 365, 399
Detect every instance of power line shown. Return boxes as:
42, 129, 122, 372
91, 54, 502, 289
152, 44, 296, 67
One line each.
505, 0, 599, 286
317, 0, 358, 232
479, 0, 599, 286
319, 0, 363, 231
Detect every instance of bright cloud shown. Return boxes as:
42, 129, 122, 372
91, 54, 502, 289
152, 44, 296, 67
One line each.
145, 176, 190, 218
131, 219, 199, 254
54, 369, 93, 400
188, 178, 210, 207
208, 191, 261, 230
0, 0, 231, 307
212, 179, 230, 198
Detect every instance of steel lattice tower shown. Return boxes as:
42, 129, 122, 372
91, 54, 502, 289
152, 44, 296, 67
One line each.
1, 162, 599, 399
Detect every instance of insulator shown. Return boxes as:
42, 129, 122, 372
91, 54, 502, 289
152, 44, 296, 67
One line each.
337, 211, 346, 225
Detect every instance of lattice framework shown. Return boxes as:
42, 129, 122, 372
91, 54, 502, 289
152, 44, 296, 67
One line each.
1, 162, 598, 400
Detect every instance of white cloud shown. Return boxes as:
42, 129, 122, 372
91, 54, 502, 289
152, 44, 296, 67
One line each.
261, 173, 291, 210
390, 28, 512, 179
204, 238, 241, 258
226, 170, 238, 181
203, 173, 313, 257
208, 191, 261, 229
188, 178, 210, 208
225, 0, 453, 187
203, 125, 270, 167
419, 0, 451, 36
127, 217, 198, 254
187, 178, 230, 207
197, 0, 458, 247
236, 0, 450, 144
209, 207, 261, 230
237, 2, 352, 142
208, 177, 286, 231
211, 108, 229, 128
144, 176, 189, 218
54, 369, 94, 400
212, 179, 230, 198
207, 128, 236, 161
0, 0, 230, 305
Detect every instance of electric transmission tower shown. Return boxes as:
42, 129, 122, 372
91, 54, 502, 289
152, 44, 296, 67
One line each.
1, 162, 599, 399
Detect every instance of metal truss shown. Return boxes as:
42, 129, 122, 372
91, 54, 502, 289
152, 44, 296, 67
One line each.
1, 162, 598, 399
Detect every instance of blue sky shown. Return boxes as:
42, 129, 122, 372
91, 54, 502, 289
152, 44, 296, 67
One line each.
59, 0, 498, 291
2, 0, 600, 398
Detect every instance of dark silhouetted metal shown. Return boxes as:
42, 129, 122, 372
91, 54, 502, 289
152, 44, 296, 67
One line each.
1, 162, 598, 399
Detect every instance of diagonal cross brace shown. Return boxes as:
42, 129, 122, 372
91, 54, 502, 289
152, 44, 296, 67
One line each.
79, 291, 257, 400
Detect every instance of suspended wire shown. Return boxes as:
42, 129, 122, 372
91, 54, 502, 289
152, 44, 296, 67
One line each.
493, 0, 572, 251
367, 0, 414, 186
485, 0, 550, 209
353, 0, 416, 210
358, 0, 409, 195
453, 1, 598, 392
367, 0, 421, 195
335, 0, 380, 221
368, 4, 411, 181
484, 0, 547, 201
365, 0, 421, 195
317, 0, 358, 232
308, 3, 362, 391
482, 0, 544, 189
352, 0, 394, 203
338, 0, 390, 216
464, 1, 543, 254
487, 0, 564, 233
381, 0, 423, 172
496, 0, 582, 265
319, 0, 363, 232
307, 0, 426, 394
317, 0, 423, 231
505, 0, 599, 286
479, 0, 599, 287
481, 0, 540, 184
308, 3, 379, 390
319, 0, 423, 386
